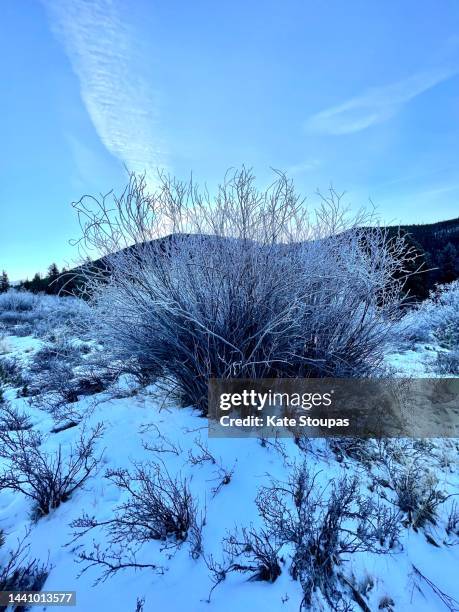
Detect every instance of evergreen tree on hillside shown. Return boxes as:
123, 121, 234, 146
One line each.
438, 242, 458, 283
0, 270, 9, 293
48, 263, 59, 279
46, 263, 60, 294
397, 232, 431, 301
29, 272, 43, 293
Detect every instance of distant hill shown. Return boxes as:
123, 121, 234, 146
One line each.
390, 217, 459, 300
18, 217, 459, 302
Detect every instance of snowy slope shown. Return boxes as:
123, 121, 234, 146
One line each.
0, 330, 458, 612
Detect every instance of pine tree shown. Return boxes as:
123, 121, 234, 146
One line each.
0, 270, 9, 293
438, 242, 458, 283
30, 272, 42, 293
48, 263, 59, 279
46, 263, 60, 294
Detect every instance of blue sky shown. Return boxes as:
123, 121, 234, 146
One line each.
1, 0, 458, 280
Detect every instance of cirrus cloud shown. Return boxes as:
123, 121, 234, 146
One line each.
41, 0, 166, 177
305, 66, 458, 135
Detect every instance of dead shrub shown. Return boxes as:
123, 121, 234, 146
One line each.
75, 169, 414, 413
0, 530, 48, 611
70, 460, 203, 582
0, 423, 104, 518
256, 463, 399, 610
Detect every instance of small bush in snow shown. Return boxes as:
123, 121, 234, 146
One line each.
378, 595, 395, 611
106, 462, 198, 544
400, 280, 459, 348
435, 349, 459, 375
0, 423, 104, 518
73, 461, 198, 545
0, 357, 25, 389
71, 459, 203, 578
134, 597, 145, 612
0, 290, 38, 312
28, 337, 84, 404
446, 501, 459, 539
256, 463, 399, 610
328, 437, 373, 464
75, 169, 414, 412
0, 290, 90, 338
205, 525, 283, 602
31, 296, 90, 339
224, 526, 282, 582
381, 450, 446, 530
0, 530, 48, 605
207, 462, 399, 607
27, 336, 110, 411
29, 356, 78, 407
71, 460, 202, 582
0, 399, 32, 431
34, 337, 84, 363
384, 459, 445, 530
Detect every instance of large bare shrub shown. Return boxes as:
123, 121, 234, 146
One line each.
74, 169, 415, 412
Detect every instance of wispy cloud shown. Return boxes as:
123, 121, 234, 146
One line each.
305, 66, 458, 135
41, 0, 165, 176
409, 182, 459, 200
286, 159, 321, 176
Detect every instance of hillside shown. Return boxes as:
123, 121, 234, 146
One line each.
394, 217, 459, 299
15, 217, 459, 301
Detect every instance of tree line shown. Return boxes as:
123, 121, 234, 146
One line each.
0, 264, 71, 295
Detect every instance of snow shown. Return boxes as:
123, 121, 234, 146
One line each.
0, 335, 43, 357
384, 342, 455, 378
0, 328, 458, 612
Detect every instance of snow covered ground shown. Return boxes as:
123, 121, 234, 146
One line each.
0, 298, 458, 612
